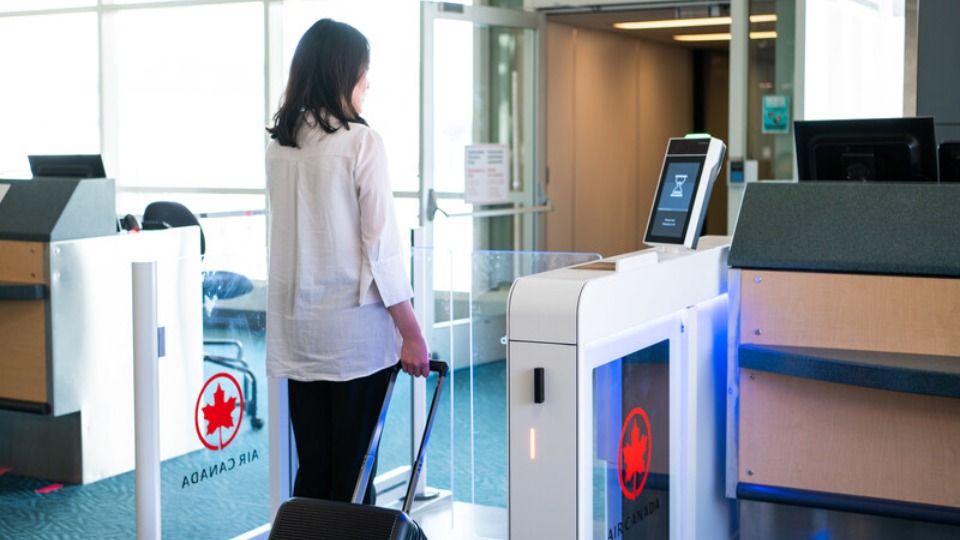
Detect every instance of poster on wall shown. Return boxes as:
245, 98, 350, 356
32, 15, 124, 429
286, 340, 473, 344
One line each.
465, 144, 511, 205
762, 95, 790, 134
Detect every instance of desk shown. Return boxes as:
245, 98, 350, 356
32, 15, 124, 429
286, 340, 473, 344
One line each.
0, 178, 203, 484
728, 183, 960, 536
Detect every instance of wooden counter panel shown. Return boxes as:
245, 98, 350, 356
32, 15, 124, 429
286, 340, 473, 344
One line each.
739, 271, 960, 357
0, 240, 45, 284
0, 300, 47, 403
739, 370, 960, 508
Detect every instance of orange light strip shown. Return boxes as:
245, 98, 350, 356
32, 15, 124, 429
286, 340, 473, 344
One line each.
673, 31, 778, 42
614, 13, 777, 31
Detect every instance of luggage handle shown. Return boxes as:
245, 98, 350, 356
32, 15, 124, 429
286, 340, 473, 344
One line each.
352, 360, 449, 512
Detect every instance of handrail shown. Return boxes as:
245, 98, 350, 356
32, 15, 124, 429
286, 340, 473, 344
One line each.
433, 202, 553, 220
130, 209, 266, 221
126, 195, 553, 221
195, 209, 267, 219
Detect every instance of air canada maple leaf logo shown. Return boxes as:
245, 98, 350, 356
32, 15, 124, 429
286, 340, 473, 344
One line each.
617, 407, 652, 500
195, 373, 244, 451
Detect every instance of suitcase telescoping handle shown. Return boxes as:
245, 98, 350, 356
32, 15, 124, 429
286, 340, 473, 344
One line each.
352, 360, 449, 510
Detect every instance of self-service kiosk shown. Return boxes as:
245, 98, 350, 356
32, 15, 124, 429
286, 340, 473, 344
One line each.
507, 136, 732, 540
507, 239, 732, 540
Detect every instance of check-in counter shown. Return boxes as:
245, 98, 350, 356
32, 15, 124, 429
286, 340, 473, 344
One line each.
0, 178, 202, 484
728, 182, 960, 538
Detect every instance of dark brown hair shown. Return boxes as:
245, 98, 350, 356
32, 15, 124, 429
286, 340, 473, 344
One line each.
267, 19, 369, 147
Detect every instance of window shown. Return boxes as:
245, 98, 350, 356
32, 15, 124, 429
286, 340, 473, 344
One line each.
804, 0, 905, 119
108, 3, 265, 191
0, 12, 99, 177
0, 1, 94, 11
0, 1, 424, 281
280, 1, 421, 193
0, 1, 422, 210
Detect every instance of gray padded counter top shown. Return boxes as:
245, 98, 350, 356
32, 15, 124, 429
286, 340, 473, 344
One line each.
0, 177, 116, 242
729, 182, 960, 278
739, 344, 960, 399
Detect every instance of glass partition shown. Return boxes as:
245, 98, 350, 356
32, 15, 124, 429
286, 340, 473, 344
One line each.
463, 250, 601, 537
159, 211, 270, 538
592, 340, 670, 540
153, 236, 601, 538
382, 247, 599, 538
374, 246, 455, 511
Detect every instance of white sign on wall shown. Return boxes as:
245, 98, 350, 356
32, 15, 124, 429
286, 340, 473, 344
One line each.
464, 144, 511, 205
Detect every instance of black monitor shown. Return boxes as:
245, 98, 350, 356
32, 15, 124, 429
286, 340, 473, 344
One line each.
940, 141, 960, 183
794, 117, 938, 182
29, 154, 106, 179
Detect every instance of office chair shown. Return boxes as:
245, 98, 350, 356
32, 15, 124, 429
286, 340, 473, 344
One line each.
142, 201, 264, 430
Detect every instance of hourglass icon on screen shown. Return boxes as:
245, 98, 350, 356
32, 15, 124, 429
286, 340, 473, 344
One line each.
670, 174, 687, 198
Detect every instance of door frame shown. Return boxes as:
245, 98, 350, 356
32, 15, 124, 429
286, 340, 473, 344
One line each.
412, 0, 544, 510
419, 2, 544, 244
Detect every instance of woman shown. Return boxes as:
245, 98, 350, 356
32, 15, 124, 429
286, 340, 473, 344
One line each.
265, 18, 430, 504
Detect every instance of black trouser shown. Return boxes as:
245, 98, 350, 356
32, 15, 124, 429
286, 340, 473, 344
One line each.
287, 365, 394, 504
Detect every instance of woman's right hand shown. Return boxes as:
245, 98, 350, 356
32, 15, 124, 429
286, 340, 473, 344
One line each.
399, 332, 430, 378
388, 300, 430, 377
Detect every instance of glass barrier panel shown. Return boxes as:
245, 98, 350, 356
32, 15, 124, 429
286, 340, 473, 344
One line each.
409, 245, 458, 523
592, 341, 671, 540
160, 213, 270, 538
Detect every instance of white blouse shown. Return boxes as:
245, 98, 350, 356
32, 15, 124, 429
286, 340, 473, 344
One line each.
265, 116, 413, 382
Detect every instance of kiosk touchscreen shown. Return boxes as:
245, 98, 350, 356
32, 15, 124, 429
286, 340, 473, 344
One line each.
643, 136, 725, 249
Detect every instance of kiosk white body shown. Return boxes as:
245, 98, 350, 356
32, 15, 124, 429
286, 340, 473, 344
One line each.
507, 238, 733, 540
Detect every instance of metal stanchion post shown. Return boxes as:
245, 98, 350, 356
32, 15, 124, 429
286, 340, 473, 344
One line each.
132, 261, 161, 539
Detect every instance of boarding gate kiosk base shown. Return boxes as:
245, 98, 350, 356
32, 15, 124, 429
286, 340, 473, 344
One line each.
507, 237, 733, 540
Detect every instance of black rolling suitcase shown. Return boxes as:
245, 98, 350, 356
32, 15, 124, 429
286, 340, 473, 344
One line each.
269, 361, 449, 540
